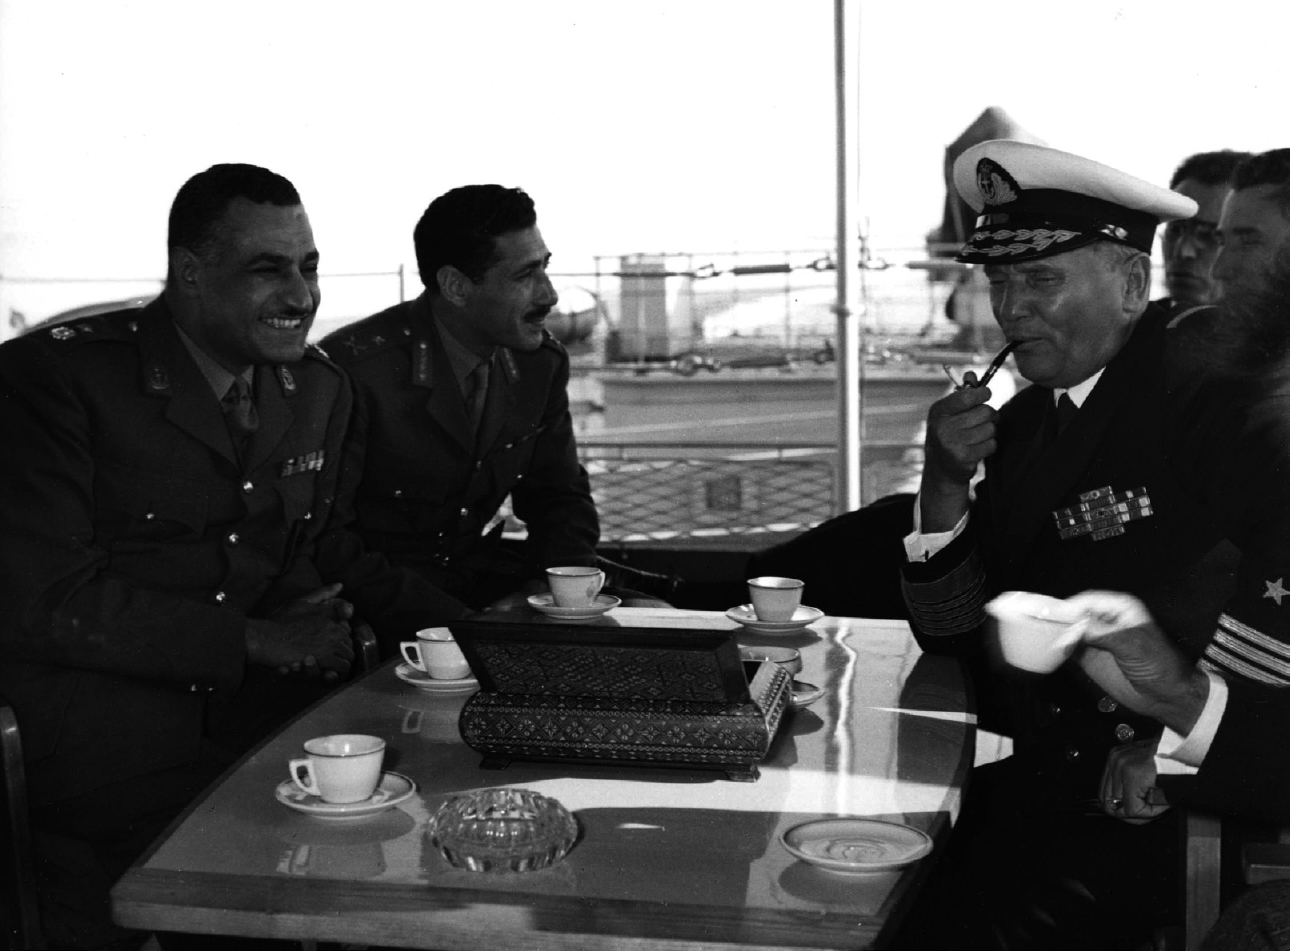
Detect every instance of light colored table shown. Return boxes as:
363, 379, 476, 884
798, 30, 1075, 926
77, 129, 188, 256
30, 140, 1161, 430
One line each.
112, 609, 974, 949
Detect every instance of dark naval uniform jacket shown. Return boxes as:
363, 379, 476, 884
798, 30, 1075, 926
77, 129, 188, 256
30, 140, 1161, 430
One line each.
318, 296, 599, 620
0, 298, 351, 806
901, 303, 1261, 795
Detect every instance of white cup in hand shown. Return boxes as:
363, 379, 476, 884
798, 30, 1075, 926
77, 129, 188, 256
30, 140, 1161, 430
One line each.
399, 627, 471, 680
288, 734, 385, 803
986, 591, 1088, 674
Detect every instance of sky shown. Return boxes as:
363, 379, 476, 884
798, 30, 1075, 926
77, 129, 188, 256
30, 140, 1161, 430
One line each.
2, 0, 1288, 330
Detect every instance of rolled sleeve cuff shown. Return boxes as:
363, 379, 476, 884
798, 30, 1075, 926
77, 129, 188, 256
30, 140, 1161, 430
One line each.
1155, 670, 1228, 774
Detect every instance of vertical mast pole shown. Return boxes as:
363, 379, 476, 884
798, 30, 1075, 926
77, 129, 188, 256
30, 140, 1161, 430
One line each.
834, 0, 862, 512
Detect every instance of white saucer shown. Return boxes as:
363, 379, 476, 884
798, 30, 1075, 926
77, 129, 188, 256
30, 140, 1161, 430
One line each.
275, 771, 417, 820
394, 662, 478, 692
726, 604, 824, 633
780, 818, 933, 875
527, 592, 621, 620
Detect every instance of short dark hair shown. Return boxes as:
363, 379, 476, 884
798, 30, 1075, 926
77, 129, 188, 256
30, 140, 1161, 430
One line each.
413, 185, 537, 293
168, 163, 302, 258
1231, 149, 1290, 222
1169, 150, 1252, 189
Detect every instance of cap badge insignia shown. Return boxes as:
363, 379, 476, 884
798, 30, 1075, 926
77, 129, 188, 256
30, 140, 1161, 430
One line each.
50, 326, 75, 340
977, 158, 1019, 207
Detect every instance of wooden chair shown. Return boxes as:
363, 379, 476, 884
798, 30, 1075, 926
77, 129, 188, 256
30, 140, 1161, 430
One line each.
0, 700, 44, 949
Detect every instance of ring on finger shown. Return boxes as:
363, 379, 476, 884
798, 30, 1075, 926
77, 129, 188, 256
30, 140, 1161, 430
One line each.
1105, 797, 1124, 809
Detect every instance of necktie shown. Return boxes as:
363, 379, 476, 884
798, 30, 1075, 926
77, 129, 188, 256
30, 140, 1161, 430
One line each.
466, 360, 490, 435
222, 376, 259, 443
1055, 392, 1078, 435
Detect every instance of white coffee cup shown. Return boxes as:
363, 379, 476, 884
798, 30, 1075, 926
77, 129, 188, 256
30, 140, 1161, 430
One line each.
985, 591, 1089, 674
740, 645, 802, 676
747, 576, 805, 622
546, 566, 605, 608
400, 627, 471, 680
288, 734, 385, 804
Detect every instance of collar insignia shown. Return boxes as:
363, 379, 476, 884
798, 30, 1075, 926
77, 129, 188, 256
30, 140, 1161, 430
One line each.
977, 158, 1020, 207
1265, 578, 1288, 607
1053, 485, 1154, 542
277, 366, 296, 394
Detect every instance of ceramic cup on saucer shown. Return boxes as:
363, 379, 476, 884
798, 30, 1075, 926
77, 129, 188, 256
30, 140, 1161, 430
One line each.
289, 734, 386, 804
399, 627, 471, 680
740, 646, 802, 676
747, 576, 805, 622
985, 591, 1088, 674
546, 566, 605, 608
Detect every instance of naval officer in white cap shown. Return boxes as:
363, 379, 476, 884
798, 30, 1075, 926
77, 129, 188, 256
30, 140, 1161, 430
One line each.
892, 140, 1269, 949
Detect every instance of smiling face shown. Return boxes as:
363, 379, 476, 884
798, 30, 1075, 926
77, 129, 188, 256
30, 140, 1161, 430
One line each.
984, 243, 1148, 389
170, 198, 320, 373
1162, 178, 1230, 307
444, 226, 558, 354
1213, 184, 1290, 301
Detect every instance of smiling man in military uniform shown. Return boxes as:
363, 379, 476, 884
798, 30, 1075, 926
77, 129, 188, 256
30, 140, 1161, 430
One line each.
891, 141, 1280, 949
319, 185, 599, 622
0, 163, 355, 949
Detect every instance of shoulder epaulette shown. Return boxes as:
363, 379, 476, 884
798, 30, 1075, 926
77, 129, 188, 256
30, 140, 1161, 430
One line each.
36, 310, 141, 345
322, 311, 411, 364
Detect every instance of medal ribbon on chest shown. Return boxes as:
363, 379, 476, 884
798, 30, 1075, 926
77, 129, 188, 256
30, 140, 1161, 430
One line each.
1052, 485, 1153, 541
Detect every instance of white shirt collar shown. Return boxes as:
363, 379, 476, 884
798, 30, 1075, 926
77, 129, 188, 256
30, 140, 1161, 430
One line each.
1056, 367, 1104, 408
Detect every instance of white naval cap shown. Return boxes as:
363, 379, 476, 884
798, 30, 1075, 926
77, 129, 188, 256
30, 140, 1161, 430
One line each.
953, 140, 1198, 263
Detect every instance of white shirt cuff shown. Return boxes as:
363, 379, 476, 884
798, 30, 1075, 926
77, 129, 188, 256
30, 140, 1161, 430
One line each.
1155, 670, 1228, 774
902, 492, 969, 562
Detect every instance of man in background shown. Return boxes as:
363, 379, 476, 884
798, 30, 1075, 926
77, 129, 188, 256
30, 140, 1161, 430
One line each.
321, 185, 601, 623
0, 164, 357, 948
1160, 149, 1249, 317
1214, 148, 1290, 303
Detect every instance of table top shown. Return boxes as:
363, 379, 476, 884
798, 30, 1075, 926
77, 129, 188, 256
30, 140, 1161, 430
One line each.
112, 609, 973, 950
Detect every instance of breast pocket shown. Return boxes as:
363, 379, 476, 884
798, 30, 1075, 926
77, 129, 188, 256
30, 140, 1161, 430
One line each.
94, 460, 208, 541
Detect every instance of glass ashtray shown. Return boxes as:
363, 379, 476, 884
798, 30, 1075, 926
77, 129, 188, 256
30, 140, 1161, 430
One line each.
427, 787, 578, 872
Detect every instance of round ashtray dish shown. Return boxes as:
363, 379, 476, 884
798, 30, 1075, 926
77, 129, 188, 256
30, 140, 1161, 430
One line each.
427, 787, 578, 872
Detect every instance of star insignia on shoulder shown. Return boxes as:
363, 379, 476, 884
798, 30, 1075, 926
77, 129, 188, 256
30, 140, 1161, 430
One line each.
1264, 578, 1289, 606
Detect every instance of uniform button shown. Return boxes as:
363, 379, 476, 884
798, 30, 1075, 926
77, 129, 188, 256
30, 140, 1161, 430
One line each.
189, 684, 199, 692
1048, 703, 1062, 717
459, 507, 469, 518
1097, 696, 1119, 714
515, 473, 524, 481
403, 327, 412, 336
394, 489, 404, 498
214, 591, 227, 603
227, 533, 239, 545
242, 480, 254, 493
1064, 747, 1081, 762
475, 461, 483, 471
1115, 723, 1136, 743
302, 511, 312, 520
145, 511, 156, 520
